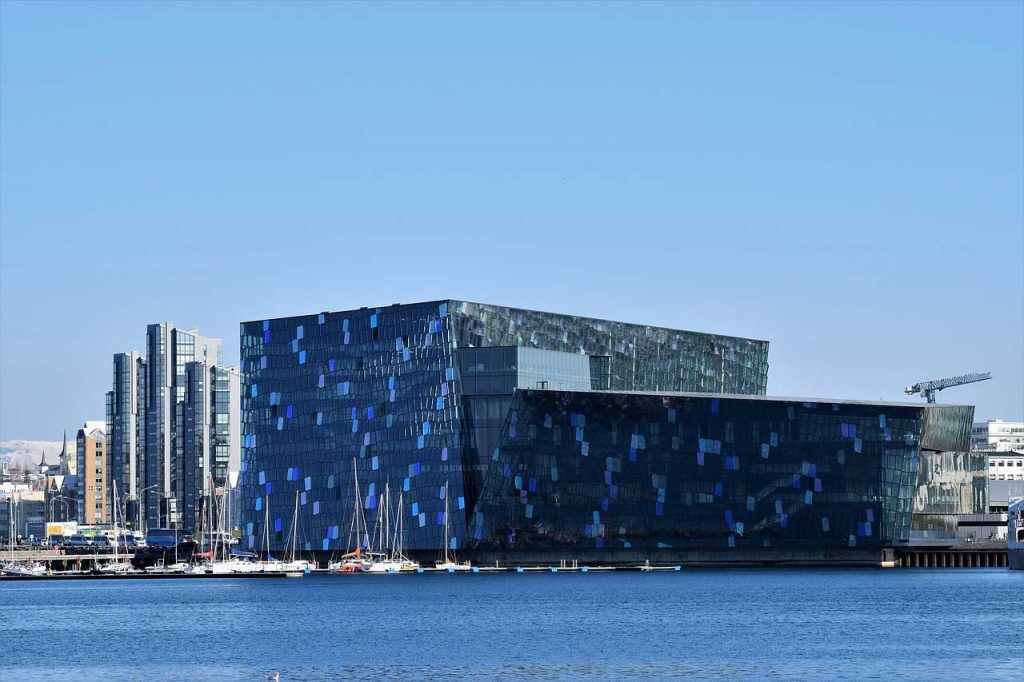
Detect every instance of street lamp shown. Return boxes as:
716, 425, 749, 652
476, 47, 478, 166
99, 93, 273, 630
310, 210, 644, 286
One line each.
139, 485, 160, 535
150, 490, 180, 564
56, 496, 71, 522
118, 492, 133, 534
151, 490, 176, 530
49, 495, 72, 525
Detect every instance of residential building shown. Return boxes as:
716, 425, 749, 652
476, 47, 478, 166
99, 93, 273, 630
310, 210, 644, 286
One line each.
75, 421, 108, 525
181, 362, 241, 532
1, 489, 46, 542
144, 322, 222, 528
106, 351, 145, 528
106, 323, 234, 532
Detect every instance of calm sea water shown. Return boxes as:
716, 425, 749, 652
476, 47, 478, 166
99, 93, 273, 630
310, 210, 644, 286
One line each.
2, 569, 1022, 680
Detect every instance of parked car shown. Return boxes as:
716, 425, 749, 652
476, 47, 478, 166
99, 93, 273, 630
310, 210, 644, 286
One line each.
92, 535, 113, 548
118, 532, 144, 549
64, 534, 95, 548
47, 534, 68, 548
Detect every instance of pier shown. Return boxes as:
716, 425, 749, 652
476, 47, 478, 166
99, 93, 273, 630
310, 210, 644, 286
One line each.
894, 545, 1008, 568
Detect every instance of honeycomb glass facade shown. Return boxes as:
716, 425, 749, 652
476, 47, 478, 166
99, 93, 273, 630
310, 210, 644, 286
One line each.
240, 300, 975, 559
239, 301, 769, 553
471, 391, 972, 552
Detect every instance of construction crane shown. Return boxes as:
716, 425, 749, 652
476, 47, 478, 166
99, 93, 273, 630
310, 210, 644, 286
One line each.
904, 372, 991, 403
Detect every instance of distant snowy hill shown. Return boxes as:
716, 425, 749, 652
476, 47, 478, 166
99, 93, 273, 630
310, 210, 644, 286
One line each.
0, 440, 67, 469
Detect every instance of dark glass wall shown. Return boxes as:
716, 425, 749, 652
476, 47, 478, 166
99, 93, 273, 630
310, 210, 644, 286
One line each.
182, 362, 206, 532
457, 345, 594, 512
470, 391, 957, 552
145, 323, 168, 527
182, 364, 239, 533
107, 352, 145, 521
240, 302, 470, 553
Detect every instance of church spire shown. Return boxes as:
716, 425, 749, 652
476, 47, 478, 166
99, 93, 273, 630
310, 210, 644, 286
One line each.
60, 428, 70, 475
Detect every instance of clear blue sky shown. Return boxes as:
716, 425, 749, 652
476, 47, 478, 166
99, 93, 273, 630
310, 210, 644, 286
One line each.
1, 1, 1021, 440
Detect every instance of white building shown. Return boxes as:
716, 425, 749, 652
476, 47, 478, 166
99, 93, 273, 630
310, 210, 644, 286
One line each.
972, 419, 1024, 453
988, 453, 1024, 482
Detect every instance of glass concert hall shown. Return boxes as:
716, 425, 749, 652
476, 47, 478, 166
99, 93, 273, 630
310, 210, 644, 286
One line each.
239, 300, 976, 564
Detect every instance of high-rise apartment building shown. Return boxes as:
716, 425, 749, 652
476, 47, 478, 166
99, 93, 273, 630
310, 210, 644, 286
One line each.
181, 362, 241, 532
106, 351, 145, 528
143, 322, 221, 528
75, 421, 108, 524
107, 323, 230, 531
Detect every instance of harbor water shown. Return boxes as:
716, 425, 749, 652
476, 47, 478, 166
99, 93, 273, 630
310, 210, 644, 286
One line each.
2, 568, 1022, 680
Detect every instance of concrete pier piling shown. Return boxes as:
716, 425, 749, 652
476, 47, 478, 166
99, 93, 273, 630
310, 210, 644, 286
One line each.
895, 547, 1007, 568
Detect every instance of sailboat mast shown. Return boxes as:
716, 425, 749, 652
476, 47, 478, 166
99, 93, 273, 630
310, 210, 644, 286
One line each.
348, 458, 359, 552
291, 490, 299, 562
208, 476, 214, 557
355, 461, 367, 551
264, 494, 270, 560
112, 480, 120, 564
395, 489, 403, 561
213, 487, 220, 561
225, 485, 230, 558
443, 481, 450, 563
379, 482, 387, 557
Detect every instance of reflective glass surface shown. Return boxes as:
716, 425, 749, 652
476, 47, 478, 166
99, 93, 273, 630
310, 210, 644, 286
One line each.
472, 391, 972, 551
240, 301, 973, 555
240, 300, 769, 552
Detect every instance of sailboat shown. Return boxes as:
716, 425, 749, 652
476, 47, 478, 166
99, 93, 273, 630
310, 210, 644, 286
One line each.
391, 488, 420, 572
99, 481, 133, 574
258, 494, 286, 573
362, 481, 395, 572
331, 459, 369, 573
281, 490, 312, 573
364, 483, 419, 573
2, 561, 47, 576
185, 492, 214, 573
435, 481, 471, 572
194, 482, 258, 574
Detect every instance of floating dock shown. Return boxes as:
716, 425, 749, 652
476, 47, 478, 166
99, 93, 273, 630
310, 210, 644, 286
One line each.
0, 571, 302, 581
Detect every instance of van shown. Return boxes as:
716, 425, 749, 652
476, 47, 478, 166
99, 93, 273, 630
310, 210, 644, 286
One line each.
118, 531, 144, 549
65, 534, 95, 547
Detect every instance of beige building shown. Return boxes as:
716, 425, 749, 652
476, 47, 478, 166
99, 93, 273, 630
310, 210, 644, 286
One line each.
76, 421, 107, 524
